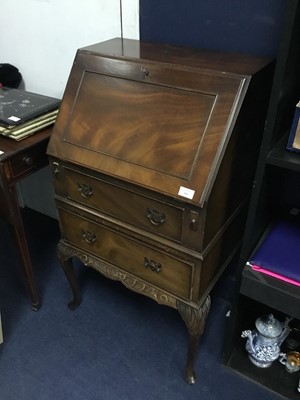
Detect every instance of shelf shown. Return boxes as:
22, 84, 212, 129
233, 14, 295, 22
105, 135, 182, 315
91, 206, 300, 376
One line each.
224, 296, 300, 400
227, 346, 300, 400
240, 264, 300, 320
267, 134, 300, 172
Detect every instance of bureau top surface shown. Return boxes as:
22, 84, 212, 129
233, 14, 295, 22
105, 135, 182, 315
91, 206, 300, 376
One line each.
80, 38, 270, 76
47, 38, 272, 206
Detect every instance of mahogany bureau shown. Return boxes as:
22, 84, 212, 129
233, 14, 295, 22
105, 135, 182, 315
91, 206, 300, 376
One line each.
47, 38, 273, 383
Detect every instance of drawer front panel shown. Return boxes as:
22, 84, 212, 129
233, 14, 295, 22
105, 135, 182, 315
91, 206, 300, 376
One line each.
65, 168, 183, 242
58, 207, 194, 301
9, 141, 48, 180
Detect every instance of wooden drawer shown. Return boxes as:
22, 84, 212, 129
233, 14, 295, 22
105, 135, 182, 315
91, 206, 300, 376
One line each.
7, 140, 48, 181
58, 207, 195, 301
64, 168, 184, 243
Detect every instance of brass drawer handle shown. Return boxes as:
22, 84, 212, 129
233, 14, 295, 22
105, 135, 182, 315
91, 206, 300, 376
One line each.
146, 207, 166, 226
78, 182, 94, 198
144, 257, 161, 273
81, 229, 96, 244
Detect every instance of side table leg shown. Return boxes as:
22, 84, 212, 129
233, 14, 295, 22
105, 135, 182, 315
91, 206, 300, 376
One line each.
12, 223, 40, 311
57, 240, 81, 310
177, 296, 211, 384
8, 190, 40, 311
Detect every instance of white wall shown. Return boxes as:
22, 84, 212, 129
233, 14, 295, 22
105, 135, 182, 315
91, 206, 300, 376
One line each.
0, 0, 139, 218
0, 0, 139, 98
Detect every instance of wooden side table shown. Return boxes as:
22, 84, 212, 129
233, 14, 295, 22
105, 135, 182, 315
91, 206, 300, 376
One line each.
0, 127, 52, 310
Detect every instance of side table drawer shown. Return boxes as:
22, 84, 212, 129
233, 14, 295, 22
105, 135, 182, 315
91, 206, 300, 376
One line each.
7, 141, 48, 181
58, 207, 195, 301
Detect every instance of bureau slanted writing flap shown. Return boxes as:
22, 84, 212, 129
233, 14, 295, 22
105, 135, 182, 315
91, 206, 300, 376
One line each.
61, 72, 219, 180
47, 38, 271, 206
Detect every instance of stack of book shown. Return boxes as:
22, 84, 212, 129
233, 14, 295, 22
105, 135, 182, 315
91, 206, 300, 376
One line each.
0, 87, 60, 141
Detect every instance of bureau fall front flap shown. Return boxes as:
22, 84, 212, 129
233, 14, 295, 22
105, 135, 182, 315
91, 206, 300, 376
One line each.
47, 38, 273, 207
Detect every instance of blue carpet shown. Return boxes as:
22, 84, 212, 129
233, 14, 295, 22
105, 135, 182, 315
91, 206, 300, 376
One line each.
0, 209, 282, 400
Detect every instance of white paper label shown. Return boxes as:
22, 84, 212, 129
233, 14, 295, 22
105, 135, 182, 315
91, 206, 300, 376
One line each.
0, 150, 4, 155
178, 186, 195, 199
8, 116, 21, 122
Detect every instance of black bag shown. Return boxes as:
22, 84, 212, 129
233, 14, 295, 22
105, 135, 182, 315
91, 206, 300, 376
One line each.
0, 63, 22, 88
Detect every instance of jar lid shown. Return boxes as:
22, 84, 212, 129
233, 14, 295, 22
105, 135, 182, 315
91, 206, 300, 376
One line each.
255, 314, 283, 338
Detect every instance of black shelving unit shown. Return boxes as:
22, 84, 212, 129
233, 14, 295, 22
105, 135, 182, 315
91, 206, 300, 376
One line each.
223, 1, 300, 399
267, 134, 300, 172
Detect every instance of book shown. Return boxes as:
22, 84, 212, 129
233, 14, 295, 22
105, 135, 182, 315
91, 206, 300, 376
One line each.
0, 109, 58, 141
287, 100, 300, 152
0, 87, 60, 127
247, 220, 300, 287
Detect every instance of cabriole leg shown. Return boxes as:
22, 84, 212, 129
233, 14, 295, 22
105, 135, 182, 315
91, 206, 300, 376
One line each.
177, 296, 211, 384
57, 240, 81, 310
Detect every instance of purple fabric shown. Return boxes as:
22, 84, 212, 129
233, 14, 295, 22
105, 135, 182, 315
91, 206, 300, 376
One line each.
249, 220, 300, 283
